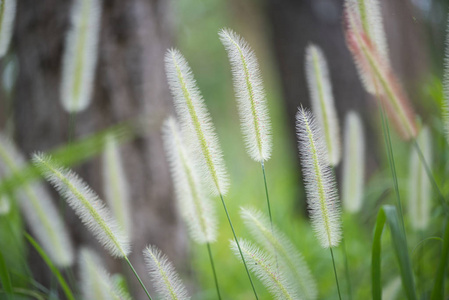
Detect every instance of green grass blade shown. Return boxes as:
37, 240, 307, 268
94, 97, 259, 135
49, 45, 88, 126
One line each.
372, 205, 417, 300
430, 219, 449, 300
0, 249, 13, 298
24, 233, 74, 300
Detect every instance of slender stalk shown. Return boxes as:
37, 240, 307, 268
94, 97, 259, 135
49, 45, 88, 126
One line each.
261, 162, 273, 227
218, 193, 259, 299
330, 247, 342, 300
68, 112, 76, 144
341, 236, 352, 300
124, 256, 153, 300
206, 242, 222, 300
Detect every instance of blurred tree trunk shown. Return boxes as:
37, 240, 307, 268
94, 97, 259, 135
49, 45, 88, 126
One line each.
267, 0, 429, 181
13, 0, 187, 298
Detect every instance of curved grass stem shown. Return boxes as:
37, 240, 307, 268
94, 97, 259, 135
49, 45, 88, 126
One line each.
124, 256, 153, 300
330, 247, 342, 300
206, 242, 222, 300
219, 193, 259, 299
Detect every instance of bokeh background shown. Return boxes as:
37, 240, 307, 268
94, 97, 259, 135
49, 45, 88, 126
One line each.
1, 0, 449, 299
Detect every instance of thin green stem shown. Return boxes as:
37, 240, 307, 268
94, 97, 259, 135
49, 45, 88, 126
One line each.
206, 242, 222, 300
330, 247, 342, 300
124, 256, 153, 300
261, 162, 273, 228
412, 139, 449, 213
218, 193, 258, 299
341, 236, 352, 300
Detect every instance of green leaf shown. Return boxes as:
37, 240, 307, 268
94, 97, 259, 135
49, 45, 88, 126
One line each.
25, 233, 75, 300
372, 205, 417, 300
430, 219, 449, 300
0, 249, 13, 298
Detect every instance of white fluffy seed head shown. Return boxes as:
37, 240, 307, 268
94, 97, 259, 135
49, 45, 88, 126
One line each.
0, 0, 16, 58
342, 111, 365, 213
444, 17, 449, 145
165, 49, 229, 196
408, 126, 432, 231
60, 0, 102, 113
102, 134, 131, 238
32, 154, 130, 258
0, 135, 74, 266
296, 107, 342, 248
79, 248, 131, 300
240, 207, 317, 300
162, 117, 217, 244
230, 239, 298, 300
219, 28, 272, 162
143, 245, 190, 300
305, 44, 341, 166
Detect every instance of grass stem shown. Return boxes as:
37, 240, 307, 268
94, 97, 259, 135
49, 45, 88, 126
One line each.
206, 242, 222, 300
218, 193, 259, 299
330, 247, 342, 300
261, 161, 273, 226
124, 256, 153, 300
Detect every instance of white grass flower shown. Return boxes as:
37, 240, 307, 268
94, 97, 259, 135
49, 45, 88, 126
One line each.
296, 107, 342, 248
79, 248, 131, 300
0, 194, 10, 215
162, 117, 217, 244
219, 29, 272, 162
344, 3, 417, 140
102, 134, 131, 238
408, 126, 432, 231
32, 153, 130, 258
305, 44, 341, 166
342, 111, 365, 213
443, 17, 449, 144
143, 245, 190, 300
0, 0, 16, 58
0, 135, 74, 266
60, 0, 102, 113
240, 207, 317, 300
230, 239, 298, 300
165, 49, 229, 196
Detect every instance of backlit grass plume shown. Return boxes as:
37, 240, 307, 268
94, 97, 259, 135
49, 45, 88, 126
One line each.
0, 0, 16, 58
0, 135, 74, 266
408, 126, 432, 231
342, 111, 365, 213
296, 107, 342, 248
60, 0, 102, 113
305, 44, 341, 166
241, 207, 317, 300
162, 117, 216, 243
344, 2, 417, 140
165, 49, 229, 196
143, 245, 190, 300
443, 17, 449, 144
230, 239, 297, 300
102, 134, 131, 238
219, 29, 272, 162
79, 248, 131, 300
32, 153, 130, 258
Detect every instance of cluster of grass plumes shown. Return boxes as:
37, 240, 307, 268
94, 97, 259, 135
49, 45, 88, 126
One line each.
2, 0, 449, 299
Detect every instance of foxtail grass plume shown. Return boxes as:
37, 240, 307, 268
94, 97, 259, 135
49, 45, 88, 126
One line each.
241, 207, 317, 300
60, 0, 102, 113
305, 44, 341, 166
0, 0, 16, 58
344, 2, 417, 140
32, 154, 130, 258
0, 194, 10, 215
143, 245, 190, 300
219, 29, 272, 162
408, 126, 432, 231
102, 134, 131, 238
230, 239, 298, 300
296, 107, 342, 248
0, 135, 74, 266
342, 111, 365, 213
162, 117, 217, 244
165, 49, 229, 196
79, 248, 131, 300
443, 17, 449, 144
